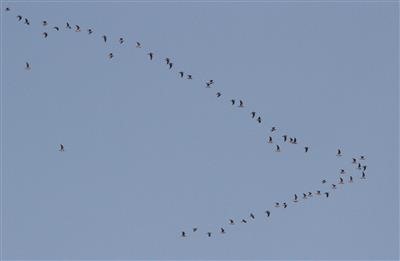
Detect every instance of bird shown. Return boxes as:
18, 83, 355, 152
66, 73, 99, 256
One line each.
282, 135, 287, 142
239, 100, 244, 107
43, 32, 48, 38
53, 26, 59, 31
25, 62, 31, 70
337, 149, 342, 156
267, 136, 273, 143
230, 99, 235, 105
302, 193, 307, 199
307, 192, 313, 197
181, 231, 186, 237
352, 158, 357, 164
251, 112, 256, 118
241, 219, 247, 223
289, 137, 294, 143
206, 82, 212, 88
349, 176, 353, 183
59, 144, 64, 152
283, 202, 287, 208
293, 137, 297, 144
229, 219, 235, 225
209, 80, 214, 84
108, 53, 114, 59
136, 42, 141, 48
250, 213, 255, 219
102, 35, 107, 42
363, 165, 367, 171
187, 74, 193, 80
339, 177, 344, 184
270, 127, 276, 132
331, 184, 337, 189
340, 169, 345, 174
169, 63, 173, 69
192, 227, 198, 232
357, 163, 362, 170
179, 71, 184, 78
165, 58, 170, 64
293, 194, 298, 202
265, 210, 271, 217
304, 146, 309, 153
322, 179, 327, 184
275, 145, 280, 152
5, 7, 10, 11
147, 52, 153, 60
220, 228, 225, 234
75, 25, 80, 32
315, 190, 321, 195
207, 232, 212, 237
17, 15, 22, 21
119, 37, 124, 44
361, 172, 366, 179
42, 20, 48, 26
257, 117, 262, 123
24, 18, 30, 25
360, 155, 366, 160
216, 92, 222, 97
324, 192, 329, 198
274, 202, 280, 207
66, 22, 71, 29
87, 28, 93, 34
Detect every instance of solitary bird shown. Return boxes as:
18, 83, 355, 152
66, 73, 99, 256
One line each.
181, 231, 186, 237
75, 25, 80, 32
275, 145, 280, 152
229, 219, 235, 225
102, 35, 107, 42
42, 20, 48, 26
257, 117, 262, 123
230, 99, 235, 105
66, 22, 71, 29
24, 18, 30, 25
147, 52, 153, 60
282, 135, 287, 142
108, 53, 114, 59
179, 71, 184, 78
17, 15, 22, 21
268, 136, 273, 143
43, 32, 48, 38
5, 7, 10, 11
59, 144, 64, 152
324, 192, 329, 198
216, 92, 221, 97
239, 100, 244, 107
337, 149, 342, 156
119, 37, 124, 44
304, 146, 309, 153
265, 210, 271, 217
250, 213, 255, 219
251, 112, 256, 118
53, 26, 59, 31
165, 58, 170, 64
187, 74, 192, 80
25, 62, 31, 70
136, 42, 141, 48
220, 228, 225, 234
87, 28, 93, 34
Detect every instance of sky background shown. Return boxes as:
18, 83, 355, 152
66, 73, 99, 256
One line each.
1, 0, 399, 260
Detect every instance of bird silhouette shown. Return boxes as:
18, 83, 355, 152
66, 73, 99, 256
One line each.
315, 190, 321, 195
283, 202, 287, 208
349, 176, 353, 183
337, 149, 342, 156
361, 172, 366, 179
108, 53, 114, 59
75, 25, 80, 32
363, 165, 367, 171
257, 117, 262, 123
169, 63, 173, 69
302, 193, 307, 199
43, 32, 48, 38
324, 192, 329, 198
181, 231, 186, 237
42, 20, 48, 26
102, 35, 107, 42
265, 210, 271, 217
5, 7, 10, 11
250, 213, 255, 219
119, 37, 124, 44
136, 42, 141, 48
340, 169, 345, 175
322, 179, 327, 184
251, 112, 256, 118
179, 71, 184, 78
331, 184, 337, 189
187, 74, 192, 80
241, 219, 247, 223
216, 92, 222, 97
271, 127, 276, 132
352, 158, 357, 164
17, 15, 22, 21
230, 99, 235, 105
229, 219, 235, 225
268, 136, 273, 143
59, 144, 64, 152
220, 228, 225, 234
25, 62, 31, 70
275, 145, 280, 152
192, 227, 198, 232
274, 202, 280, 207
147, 52, 153, 60
239, 100, 244, 107
87, 28, 93, 34
207, 232, 212, 237
282, 135, 287, 142
165, 58, 170, 64
360, 155, 366, 160
307, 192, 313, 197
339, 177, 344, 184
66, 22, 71, 29
304, 146, 309, 153
293, 194, 298, 202
53, 26, 59, 31
24, 18, 30, 25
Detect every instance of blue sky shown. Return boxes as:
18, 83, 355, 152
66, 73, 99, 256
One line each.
1, 1, 399, 259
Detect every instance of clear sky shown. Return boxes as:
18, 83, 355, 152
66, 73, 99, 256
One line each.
1, 0, 399, 260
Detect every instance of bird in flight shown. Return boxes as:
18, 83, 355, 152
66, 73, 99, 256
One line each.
268, 136, 273, 143
17, 15, 22, 21
322, 179, 327, 184
324, 192, 329, 198
293, 194, 298, 202
192, 227, 198, 232
275, 145, 280, 152
179, 71, 184, 78
251, 112, 256, 118
207, 232, 212, 237
24, 18, 30, 25
229, 219, 235, 225
66, 22, 71, 29
283, 202, 287, 208
216, 92, 222, 98
265, 210, 271, 217
340, 169, 345, 175
363, 165, 367, 171
136, 42, 141, 48
187, 74, 193, 80
147, 52, 154, 60
257, 117, 262, 123
304, 146, 309, 153
315, 190, 321, 195
25, 62, 31, 70
241, 219, 247, 223
250, 213, 255, 219
349, 176, 353, 183
87, 28, 93, 34
59, 144, 64, 152
220, 228, 225, 234
270, 126, 276, 132
352, 158, 357, 164
169, 63, 173, 69
274, 202, 280, 207
230, 99, 235, 105
282, 135, 287, 142
43, 32, 48, 38
53, 26, 59, 31
108, 53, 114, 59
361, 172, 366, 179
307, 192, 313, 197
102, 35, 107, 42
5, 7, 10, 11
165, 58, 170, 64
337, 149, 342, 156
75, 25, 80, 32
360, 155, 366, 160
339, 177, 344, 184
331, 184, 337, 189
181, 231, 186, 237
239, 100, 244, 107
302, 193, 307, 199
42, 20, 48, 26
119, 37, 124, 44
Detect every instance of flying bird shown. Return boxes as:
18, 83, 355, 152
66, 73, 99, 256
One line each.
147, 52, 153, 60
102, 35, 107, 42
322, 179, 327, 184
352, 158, 357, 164
315, 190, 321, 195
119, 37, 124, 44
293, 194, 298, 202
275, 145, 280, 152
304, 146, 309, 153
363, 165, 367, 171
360, 155, 366, 160
357, 163, 362, 170
339, 177, 344, 184
307, 192, 313, 197
230, 99, 235, 105
42, 20, 48, 26
43, 32, 48, 38
337, 149, 342, 156
17, 15, 22, 21
265, 210, 271, 217
59, 144, 64, 152
250, 213, 255, 219
229, 219, 235, 225
25, 62, 31, 70
24, 18, 30, 25
108, 53, 114, 59
53, 26, 59, 31
75, 25, 80, 32
324, 192, 329, 198
241, 219, 247, 223
239, 100, 244, 107
331, 184, 337, 189
87, 28, 93, 34
207, 232, 212, 237
349, 176, 353, 183
216, 92, 221, 97
257, 117, 262, 123
340, 169, 345, 174
192, 227, 198, 232
268, 136, 273, 143
302, 193, 307, 199
293, 137, 297, 144
66, 22, 71, 29
282, 135, 287, 142
274, 202, 280, 207
181, 231, 186, 237
283, 202, 287, 208
136, 42, 141, 48
179, 71, 184, 78
165, 58, 170, 64
270, 127, 276, 132
251, 112, 256, 118
187, 74, 192, 79
361, 172, 366, 179
5, 7, 10, 11
220, 228, 225, 234
169, 63, 173, 69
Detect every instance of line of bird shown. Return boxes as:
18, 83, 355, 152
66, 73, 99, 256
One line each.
5, 7, 369, 238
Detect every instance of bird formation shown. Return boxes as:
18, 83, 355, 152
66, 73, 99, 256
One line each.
5, 7, 369, 239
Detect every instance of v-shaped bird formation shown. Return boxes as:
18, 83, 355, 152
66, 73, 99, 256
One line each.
4, 7, 369, 239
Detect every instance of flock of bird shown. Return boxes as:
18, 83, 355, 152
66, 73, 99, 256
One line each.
4, 7, 369, 239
